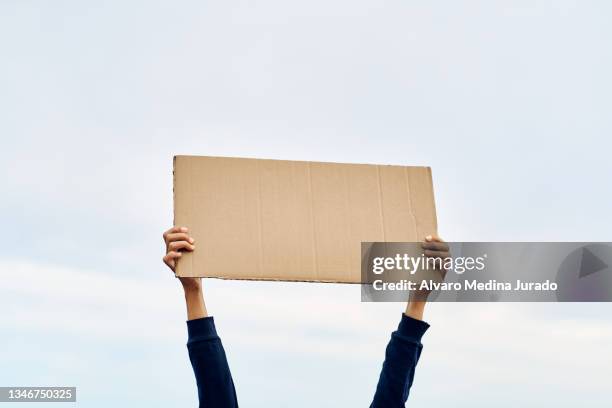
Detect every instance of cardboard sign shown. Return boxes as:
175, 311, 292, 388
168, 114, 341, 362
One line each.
173, 155, 438, 283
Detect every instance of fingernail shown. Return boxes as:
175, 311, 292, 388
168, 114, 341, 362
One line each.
180, 227, 188, 232
425, 235, 432, 241
188, 238, 194, 243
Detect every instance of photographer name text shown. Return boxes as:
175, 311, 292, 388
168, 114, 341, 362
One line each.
372, 279, 558, 292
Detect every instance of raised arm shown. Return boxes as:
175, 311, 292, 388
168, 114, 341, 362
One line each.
163, 226, 206, 319
370, 235, 449, 408
163, 226, 239, 408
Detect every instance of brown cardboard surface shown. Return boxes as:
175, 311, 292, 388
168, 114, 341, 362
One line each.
173, 155, 438, 283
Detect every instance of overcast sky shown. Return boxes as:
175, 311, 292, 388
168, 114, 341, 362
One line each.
1, 1, 611, 407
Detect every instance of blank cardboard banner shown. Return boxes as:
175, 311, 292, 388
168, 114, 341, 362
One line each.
173, 155, 438, 283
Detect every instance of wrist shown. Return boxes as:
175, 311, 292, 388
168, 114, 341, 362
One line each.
180, 277, 202, 294
183, 284, 207, 320
183, 286, 202, 300
405, 301, 426, 321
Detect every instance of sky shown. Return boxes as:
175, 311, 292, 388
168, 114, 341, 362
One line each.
1, 1, 611, 407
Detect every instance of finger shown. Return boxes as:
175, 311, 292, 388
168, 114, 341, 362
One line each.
423, 249, 450, 260
163, 226, 189, 241
165, 232, 194, 244
168, 241, 195, 252
163, 257, 173, 269
164, 251, 183, 261
421, 241, 449, 252
163, 251, 182, 269
424, 234, 445, 243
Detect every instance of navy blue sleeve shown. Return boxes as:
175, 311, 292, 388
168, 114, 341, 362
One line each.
370, 314, 430, 408
187, 317, 239, 408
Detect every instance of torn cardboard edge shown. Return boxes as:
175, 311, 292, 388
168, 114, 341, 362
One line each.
173, 155, 438, 283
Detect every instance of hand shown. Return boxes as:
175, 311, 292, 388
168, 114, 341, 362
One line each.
405, 235, 449, 320
162, 226, 201, 293
163, 226, 207, 319
421, 234, 450, 266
